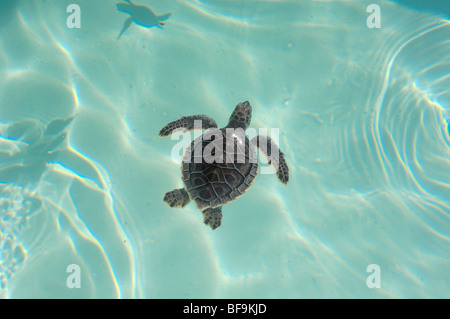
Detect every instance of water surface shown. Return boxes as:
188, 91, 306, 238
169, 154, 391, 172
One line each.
0, 0, 449, 298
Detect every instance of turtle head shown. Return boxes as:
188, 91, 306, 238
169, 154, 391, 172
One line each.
226, 101, 252, 130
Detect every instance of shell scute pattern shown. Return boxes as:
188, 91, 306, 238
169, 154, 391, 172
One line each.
182, 128, 258, 209
160, 101, 289, 230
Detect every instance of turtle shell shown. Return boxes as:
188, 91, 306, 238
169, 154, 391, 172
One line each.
181, 128, 258, 210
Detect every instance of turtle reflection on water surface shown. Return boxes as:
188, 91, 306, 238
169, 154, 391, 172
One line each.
116, 0, 171, 39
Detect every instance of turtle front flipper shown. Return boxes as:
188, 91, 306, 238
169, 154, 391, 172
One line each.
202, 206, 222, 230
157, 12, 171, 28
118, 16, 133, 39
252, 135, 289, 184
116, 1, 133, 15
158, 115, 218, 137
158, 12, 172, 22
163, 188, 191, 208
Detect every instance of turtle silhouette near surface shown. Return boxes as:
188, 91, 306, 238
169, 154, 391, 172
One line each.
116, 0, 171, 39
158, 101, 289, 230
0, 115, 106, 189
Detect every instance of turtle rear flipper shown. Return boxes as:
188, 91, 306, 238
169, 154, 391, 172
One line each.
158, 115, 218, 137
252, 135, 289, 184
44, 115, 75, 136
163, 188, 190, 208
202, 206, 222, 230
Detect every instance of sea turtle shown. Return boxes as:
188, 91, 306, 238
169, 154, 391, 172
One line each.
159, 101, 289, 230
116, 0, 172, 39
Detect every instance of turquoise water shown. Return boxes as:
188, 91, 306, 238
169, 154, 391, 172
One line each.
0, 0, 449, 298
